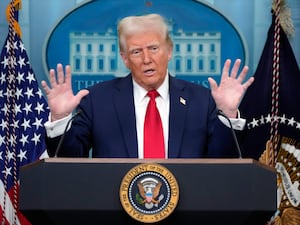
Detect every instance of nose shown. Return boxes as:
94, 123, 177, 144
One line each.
142, 49, 151, 64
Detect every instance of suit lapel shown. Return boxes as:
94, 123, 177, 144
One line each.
168, 77, 189, 158
111, 75, 189, 158
112, 75, 138, 157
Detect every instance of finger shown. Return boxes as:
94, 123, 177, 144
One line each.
243, 76, 255, 89
229, 59, 241, 79
57, 63, 65, 84
71, 90, 89, 109
237, 65, 249, 83
41, 80, 50, 95
49, 68, 58, 88
208, 77, 217, 91
76, 89, 90, 100
220, 59, 231, 82
65, 65, 72, 85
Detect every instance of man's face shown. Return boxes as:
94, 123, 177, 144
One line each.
120, 31, 172, 91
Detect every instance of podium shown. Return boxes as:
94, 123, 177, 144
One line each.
20, 158, 277, 225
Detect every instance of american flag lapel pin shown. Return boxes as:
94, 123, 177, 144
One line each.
180, 97, 186, 105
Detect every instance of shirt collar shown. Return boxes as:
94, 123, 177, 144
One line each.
133, 71, 169, 103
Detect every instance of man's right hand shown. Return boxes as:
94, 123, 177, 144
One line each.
41, 63, 89, 121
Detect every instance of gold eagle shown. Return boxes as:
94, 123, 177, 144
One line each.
137, 181, 162, 204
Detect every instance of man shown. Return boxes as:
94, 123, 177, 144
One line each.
42, 14, 254, 158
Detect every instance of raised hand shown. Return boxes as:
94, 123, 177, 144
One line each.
208, 59, 254, 118
41, 64, 89, 121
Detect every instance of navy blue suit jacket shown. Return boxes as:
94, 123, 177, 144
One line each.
46, 74, 238, 158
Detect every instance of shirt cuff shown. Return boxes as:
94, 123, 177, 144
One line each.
218, 109, 246, 131
44, 113, 72, 138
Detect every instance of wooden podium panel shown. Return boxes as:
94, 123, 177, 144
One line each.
19, 158, 277, 225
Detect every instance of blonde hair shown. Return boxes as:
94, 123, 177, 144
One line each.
117, 13, 173, 52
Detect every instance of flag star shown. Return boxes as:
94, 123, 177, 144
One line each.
36, 89, 43, 98
35, 102, 45, 114
296, 122, 300, 130
265, 114, 272, 123
13, 41, 18, 50
0, 90, 3, 98
22, 103, 33, 115
250, 118, 259, 128
280, 114, 287, 124
26, 72, 35, 84
6, 151, 15, 162
288, 117, 296, 126
15, 88, 23, 100
18, 149, 27, 162
18, 56, 26, 68
2, 166, 12, 177
5, 41, 10, 53
14, 104, 22, 115
19, 41, 26, 52
19, 134, 29, 146
16, 72, 25, 84
0, 151, 3, 161
1, 56, 9, 68
31, 133, 41, 145
1, 104, 9, 116
21, 118, 31, 131
0, 119, 8, 131
11, 119, 19, 129
24, 87, 34, 99
33, 118, 43, 129
259, 115, 265, 124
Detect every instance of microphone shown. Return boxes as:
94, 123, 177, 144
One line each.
54, 110, 81, 157
217, 109, 242, 158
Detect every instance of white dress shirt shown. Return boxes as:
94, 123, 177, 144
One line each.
133, 74, 170, 158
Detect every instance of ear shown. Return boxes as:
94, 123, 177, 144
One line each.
167, 46, 173, 61
120, 52, 129, 67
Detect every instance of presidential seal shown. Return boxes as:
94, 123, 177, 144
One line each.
119, 163, 179, 223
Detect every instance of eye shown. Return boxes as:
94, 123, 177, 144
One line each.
150, 46, 159, 52
130, 49, 142, 56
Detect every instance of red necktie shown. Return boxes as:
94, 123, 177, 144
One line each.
144, 90, 165, 158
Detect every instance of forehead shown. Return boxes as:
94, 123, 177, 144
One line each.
126, 31, 164, 48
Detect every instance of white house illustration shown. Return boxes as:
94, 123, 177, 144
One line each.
69, 22, 221, 88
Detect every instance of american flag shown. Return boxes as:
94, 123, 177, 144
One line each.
0, 1, 49, 224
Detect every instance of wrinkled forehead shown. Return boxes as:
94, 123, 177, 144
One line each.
121, 29, 167, 53
125, 21, 166, 38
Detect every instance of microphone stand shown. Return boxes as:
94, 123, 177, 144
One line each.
54, 110, 81, 157
217, 110, 243, 158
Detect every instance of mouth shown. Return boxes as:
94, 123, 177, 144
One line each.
144, 68, 155, 76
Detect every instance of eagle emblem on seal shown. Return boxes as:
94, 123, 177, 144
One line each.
136, 177, 164, 209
